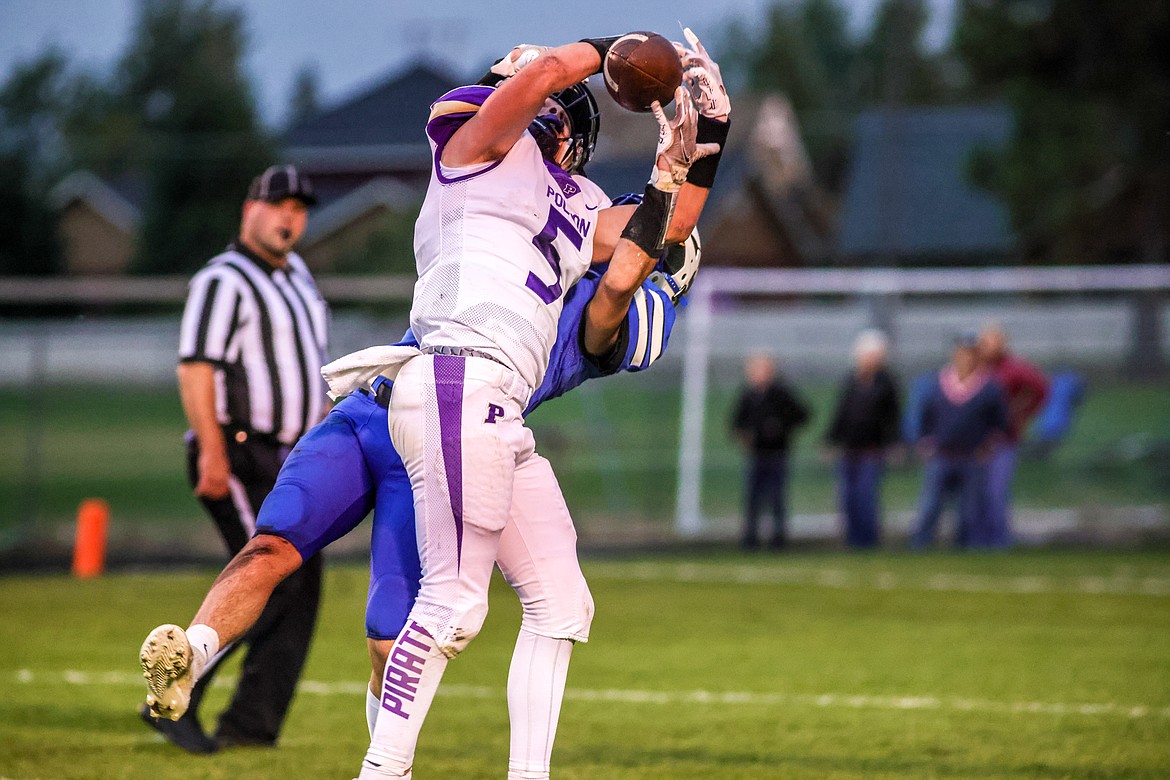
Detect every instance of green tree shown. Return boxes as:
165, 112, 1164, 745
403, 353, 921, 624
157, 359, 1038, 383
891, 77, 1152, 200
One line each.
855, 0, 951, 106
70, 0, 273, 274
726, 0, 860, 190
286, 64, 321, 127
0, 52, 70, 275
953, 0, 1170, 261
333, 207, 421, 276
125, 0, 274, 273
720, 0, 957, 192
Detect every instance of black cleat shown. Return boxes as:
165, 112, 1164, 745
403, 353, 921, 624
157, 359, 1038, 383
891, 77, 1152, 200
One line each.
138, 702, 219, 754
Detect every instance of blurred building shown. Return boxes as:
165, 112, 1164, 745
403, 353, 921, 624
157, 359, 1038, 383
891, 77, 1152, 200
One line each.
47, 64, 843, 275
50, 172, 143, 276
836, 106, 1015, 266
47, 69, 1052, 275
586, 92, 834, 268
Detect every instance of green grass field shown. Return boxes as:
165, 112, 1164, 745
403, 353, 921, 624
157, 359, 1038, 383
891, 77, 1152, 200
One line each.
1, 376, 1167, 547
2, 550, 1168, 778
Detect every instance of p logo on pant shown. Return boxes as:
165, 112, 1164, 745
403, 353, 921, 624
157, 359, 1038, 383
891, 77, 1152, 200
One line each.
484, 403, 504, 424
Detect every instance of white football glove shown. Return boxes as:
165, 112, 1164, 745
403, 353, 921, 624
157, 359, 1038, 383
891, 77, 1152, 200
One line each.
649, 86, 722, 193
674, 27, 731, 120
489, 44, 549, 80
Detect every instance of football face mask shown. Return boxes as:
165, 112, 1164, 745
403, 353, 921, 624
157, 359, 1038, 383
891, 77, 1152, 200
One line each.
530, 100, 572, 170
528, 83, 600, 174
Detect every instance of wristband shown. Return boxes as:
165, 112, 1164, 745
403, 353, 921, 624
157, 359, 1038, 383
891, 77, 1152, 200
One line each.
686, 115, 730, 188
620, 184, 676, 256
578, 36, 621, 73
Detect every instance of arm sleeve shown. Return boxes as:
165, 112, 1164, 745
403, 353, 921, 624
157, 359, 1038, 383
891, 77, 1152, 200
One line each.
825, 377, 849, 446
918, 383, 937, 440
178, 267, 242, 364
731, 393, 751, 435
524, 276, 676, 414
879, 373, 904, 446
989, 384, 1011, 435
424, 85, 498, 178
619, 284, 676, 372
786, 386, 811, 427
1019, 360, 1050, 419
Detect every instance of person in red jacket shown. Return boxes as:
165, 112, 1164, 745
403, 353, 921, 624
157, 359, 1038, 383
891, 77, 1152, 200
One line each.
977, 323, 1049, 547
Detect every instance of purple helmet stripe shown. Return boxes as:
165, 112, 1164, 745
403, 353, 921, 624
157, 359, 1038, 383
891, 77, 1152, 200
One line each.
433, 354, 466, 571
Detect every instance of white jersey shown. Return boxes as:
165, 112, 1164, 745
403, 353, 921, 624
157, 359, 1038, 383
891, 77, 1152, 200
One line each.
411, 84, 611, 391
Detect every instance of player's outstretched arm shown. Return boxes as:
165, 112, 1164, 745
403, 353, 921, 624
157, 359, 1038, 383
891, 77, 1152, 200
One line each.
592, 27, 730, 261
668, 27, 731, 243
584, 89, 717, 357
442, 42, 601, 169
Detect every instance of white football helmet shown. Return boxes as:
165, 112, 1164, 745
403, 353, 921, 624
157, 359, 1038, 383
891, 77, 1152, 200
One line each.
649, 227, 702, 306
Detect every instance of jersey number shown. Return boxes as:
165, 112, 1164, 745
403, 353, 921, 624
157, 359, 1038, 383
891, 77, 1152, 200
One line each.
525, 206, 584, 305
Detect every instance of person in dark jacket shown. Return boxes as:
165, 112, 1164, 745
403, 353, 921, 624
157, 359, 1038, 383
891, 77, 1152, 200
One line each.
910, 331, 1008, 549
731, 354, 810, 549
825, 330, 902, 548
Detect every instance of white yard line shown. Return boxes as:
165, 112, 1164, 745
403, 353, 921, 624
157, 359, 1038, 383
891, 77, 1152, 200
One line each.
582, 562, 1170, 596
16, 670, 1170, 720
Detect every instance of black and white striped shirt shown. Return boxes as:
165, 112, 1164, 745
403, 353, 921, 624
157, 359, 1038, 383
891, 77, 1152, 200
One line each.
179, 241, 330, 446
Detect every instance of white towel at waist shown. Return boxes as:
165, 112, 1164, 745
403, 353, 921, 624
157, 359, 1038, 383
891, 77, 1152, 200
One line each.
320, 344, 421, 401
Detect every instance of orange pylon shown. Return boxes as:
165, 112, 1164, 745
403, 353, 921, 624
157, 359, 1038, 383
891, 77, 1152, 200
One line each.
72, 498, 110, 578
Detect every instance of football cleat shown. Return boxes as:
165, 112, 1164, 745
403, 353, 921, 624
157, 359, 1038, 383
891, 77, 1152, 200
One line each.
140, 624, 197, 721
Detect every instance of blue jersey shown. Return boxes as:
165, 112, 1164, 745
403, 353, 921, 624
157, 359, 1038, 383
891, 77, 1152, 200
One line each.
255, 277, 677, 638
528, 269, 675, 411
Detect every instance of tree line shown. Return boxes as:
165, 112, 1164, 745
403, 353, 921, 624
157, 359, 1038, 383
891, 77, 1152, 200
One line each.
2, 0, 1166, 276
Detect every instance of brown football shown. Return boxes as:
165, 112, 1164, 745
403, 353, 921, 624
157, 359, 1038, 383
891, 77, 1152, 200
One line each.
602, 32, 683, 113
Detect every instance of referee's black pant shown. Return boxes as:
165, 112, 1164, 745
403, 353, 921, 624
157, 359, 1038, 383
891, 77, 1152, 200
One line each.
185, 431, 323, 746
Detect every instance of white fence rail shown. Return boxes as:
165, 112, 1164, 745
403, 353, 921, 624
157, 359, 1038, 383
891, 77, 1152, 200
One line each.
673, 265, 1170, 536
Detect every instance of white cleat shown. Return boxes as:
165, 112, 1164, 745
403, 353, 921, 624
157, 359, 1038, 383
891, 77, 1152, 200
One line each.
139, 624, 196, 721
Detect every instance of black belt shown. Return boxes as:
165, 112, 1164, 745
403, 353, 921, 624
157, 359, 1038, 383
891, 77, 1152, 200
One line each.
222, 426, 287, 449
370, 376, 393, 409
422, 344, 508, 368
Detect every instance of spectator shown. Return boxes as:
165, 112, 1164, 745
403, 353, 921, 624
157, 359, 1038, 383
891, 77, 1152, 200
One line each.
825, 330, 902, 548
910, 331, 1008, 549
978, 323, 1049, 547
731, 354, 810, 549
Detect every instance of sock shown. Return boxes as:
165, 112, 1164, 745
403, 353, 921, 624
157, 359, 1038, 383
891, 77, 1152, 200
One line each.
366, 687, 380, 738
359, 620, 448, 779
506, 629, 574, 780
185, 624, 219, 679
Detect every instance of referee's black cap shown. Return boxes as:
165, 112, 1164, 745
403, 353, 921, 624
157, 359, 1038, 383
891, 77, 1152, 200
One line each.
247, 164, 317, 206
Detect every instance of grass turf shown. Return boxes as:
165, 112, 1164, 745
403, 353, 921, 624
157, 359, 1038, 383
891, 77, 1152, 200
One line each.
1, 377, 1167, 543
1, 549, 1168, 778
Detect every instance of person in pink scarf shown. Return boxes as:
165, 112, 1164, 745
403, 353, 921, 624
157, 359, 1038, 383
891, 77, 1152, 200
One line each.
910, 331, 1008, 549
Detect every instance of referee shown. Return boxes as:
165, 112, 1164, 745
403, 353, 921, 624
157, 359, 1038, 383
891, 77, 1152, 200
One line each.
145, 165, 330, 753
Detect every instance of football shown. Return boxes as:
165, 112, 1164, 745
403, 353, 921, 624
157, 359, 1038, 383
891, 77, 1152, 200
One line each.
603, 32, 683, 113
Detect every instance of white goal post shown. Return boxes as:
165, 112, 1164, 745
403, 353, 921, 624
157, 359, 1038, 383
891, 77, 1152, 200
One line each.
673, 264, 1170, 536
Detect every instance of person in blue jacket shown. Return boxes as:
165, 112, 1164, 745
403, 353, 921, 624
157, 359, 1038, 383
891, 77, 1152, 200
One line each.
909, 330, 1009, 549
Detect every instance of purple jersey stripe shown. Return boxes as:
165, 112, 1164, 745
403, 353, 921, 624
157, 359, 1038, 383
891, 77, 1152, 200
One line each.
426, 85, 509, 184
426, 85, 493, 148
433, 354, 466, 571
